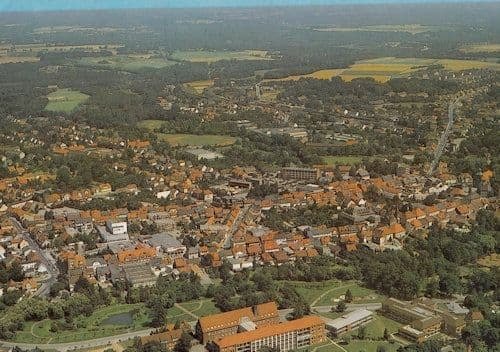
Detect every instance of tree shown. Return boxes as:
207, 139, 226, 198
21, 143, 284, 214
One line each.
383, 327, 390, 340
174, 331, 192, 352
336, 300, 347, 313
345, 289, 353, 303
439, 272, 461, 296
376, 346, 388, 352
357, 325, 367, 340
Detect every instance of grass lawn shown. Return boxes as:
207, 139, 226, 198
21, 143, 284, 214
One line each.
285, 280, 342, 306
137, 119, 166, 130
45, 88, 89, 113
171, 50, 272, 63
343, 340, 402, 352
184, 79, 214, 93
346, 315, 403, 340
322, 155, 363, 166
157, 133, 237, 147
14, 303, 150, 344
316, 284, 383, 306
178, 299, 221, 318
78, 55, 175, 72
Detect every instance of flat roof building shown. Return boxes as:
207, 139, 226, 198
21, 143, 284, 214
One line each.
215, 315, 326, 352
325, 309, 374, 336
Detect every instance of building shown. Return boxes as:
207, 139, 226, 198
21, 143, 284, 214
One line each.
281, 167, 319, 181
196, 302, 279, 343
98, 220, 129, 242
325, 309, 374, 336
140, 324, 190, 350
145, 232, 187, 258
381, 298, 464, 342
215, 315, 325, 352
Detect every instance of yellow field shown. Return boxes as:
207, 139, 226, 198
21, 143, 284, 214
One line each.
314, 24, 437, 35
0, 56, 39, 64
460, 43, 500, 53
264, 57, 500, 83
184, 80, 215, 93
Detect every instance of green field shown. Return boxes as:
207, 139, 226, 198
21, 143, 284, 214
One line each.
78, 55, 175, 72
158, 133, 237, 147
14, 303, 150, 344
13, 299, 218, 344
343, 340, 402, 352
45, 88, 89, 113
137, 119, 166, 130
170, 50, 272, 63
322, 155, 363, 166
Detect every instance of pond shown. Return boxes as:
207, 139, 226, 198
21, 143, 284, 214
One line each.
101, 312, 134, 326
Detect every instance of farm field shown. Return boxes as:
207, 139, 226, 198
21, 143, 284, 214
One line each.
184, 79, 215, 93
171, 50, 272, 63
314, 24, 440, 34
78, 55, 175, 72
0, 43, 122, 56
0, 56, 39, 64
45, 88, 89, 113
322, 155, 363, 166
157, 133, 237, 147
264, 57, 500, 83
460, 43, 500, 53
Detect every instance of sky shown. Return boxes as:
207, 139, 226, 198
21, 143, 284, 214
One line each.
0, 0, 494, 12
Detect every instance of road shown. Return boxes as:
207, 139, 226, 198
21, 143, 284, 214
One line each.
10, 217, 60, 297
0, 328, 157, 352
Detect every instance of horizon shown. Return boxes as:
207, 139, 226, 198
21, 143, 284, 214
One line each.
0, 0, 496, 13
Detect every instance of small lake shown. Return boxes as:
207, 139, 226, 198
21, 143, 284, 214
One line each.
102, 312, 134, 326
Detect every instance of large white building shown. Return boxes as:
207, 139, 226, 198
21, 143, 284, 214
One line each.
325, 309, 374, 336
98, 220, 129, 242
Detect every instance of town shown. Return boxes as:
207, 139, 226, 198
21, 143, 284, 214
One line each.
0, 2, 498, 352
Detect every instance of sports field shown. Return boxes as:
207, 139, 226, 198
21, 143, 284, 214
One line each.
184, 79, 215, 93
137, 119, 166, 130
158, 133, 237, 147
171, 50, 272, 63
45, 88, 89, 113
78, 55, 175, 72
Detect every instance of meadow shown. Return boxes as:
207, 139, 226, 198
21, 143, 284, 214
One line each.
184, 79, 215, 93
137, 119, 166, 130
170, 50, 272, 63
45, 88, 89, 113
322, 155, 363, 166
460, 43, 500, 53
78, 55, 175, 72
157, 133, 237, 147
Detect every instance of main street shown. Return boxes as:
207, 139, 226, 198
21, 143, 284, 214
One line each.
10, 217, 60, 297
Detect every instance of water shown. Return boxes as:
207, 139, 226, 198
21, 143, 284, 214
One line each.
0, 0, 488, 13
102, 312, 134, 326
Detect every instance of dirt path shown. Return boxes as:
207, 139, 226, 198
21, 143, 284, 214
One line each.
174, 303, 199, 320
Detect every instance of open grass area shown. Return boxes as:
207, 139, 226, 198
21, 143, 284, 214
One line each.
0, 56, 39, 64
314, 24, 440, 34
346, 315, 403, 339
460, 43, 500, 53
45, 88, 89, 113
78, 55, 175, 72
157, 133, 237, 147
343, 340, 402, 352
264, 56, 500, 83
171, 50, 272, 63
137, 119, 166, 130
178, 299, 220, 318
184, 79, 215, 93
13, 303, 150, 344
322, 155, 363, 166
